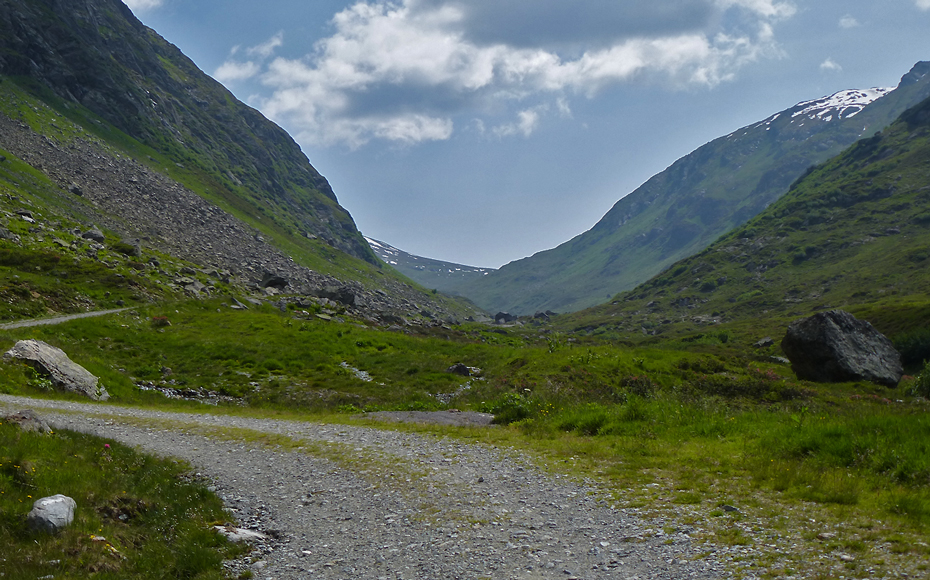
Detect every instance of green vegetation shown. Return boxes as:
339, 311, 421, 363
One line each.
0, 420, 242, 579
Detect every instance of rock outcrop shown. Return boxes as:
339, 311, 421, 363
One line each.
781, 310, 903, 387
3, 409, 53, 433
4, 339, 109, 400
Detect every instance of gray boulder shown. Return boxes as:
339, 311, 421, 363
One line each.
27, 494, 76, 533
3, 409, 52, 433
81, 226, 105, 242
316, 284, 356, 306
781, 310, 903, 387
4, 340, 109, 400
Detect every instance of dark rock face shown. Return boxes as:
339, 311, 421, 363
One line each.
261, 272, 288, 290
3, 339, 109, 400
781, 310, 903, 387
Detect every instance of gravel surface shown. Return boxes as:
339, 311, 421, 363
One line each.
0, 394, 733, 579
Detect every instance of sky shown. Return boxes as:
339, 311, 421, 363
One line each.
125, 0, 930, 269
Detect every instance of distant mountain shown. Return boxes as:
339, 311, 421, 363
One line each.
456, 62, 930, 315
566, 90, 930, 341
365, 237, 495, 293
0, 0, 374, 264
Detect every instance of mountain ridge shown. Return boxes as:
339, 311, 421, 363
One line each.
453, 62, 930, 315
0, 0, 374, 263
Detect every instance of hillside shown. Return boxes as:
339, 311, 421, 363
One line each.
0, 0, 477, 324
563, 91, 930, 343
366, 237, 495, 294
457, 62, 930, 315
0, 0, 373, 263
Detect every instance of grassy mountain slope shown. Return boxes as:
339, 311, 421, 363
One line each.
562, 92, 930, 345
0, 0, 375, 265
458, 62, 930, 315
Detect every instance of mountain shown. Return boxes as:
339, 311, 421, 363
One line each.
563, 90, 930, 343
455, 62, 930, 315
0, 0, 373, 264
365, 237, 495, 294
0, 0, 476, 323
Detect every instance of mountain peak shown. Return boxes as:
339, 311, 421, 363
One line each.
789, 87, 893, 122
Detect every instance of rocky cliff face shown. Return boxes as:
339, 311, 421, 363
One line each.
0, 0, 374, 263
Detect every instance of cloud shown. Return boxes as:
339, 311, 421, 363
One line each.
494, 106, 547, 138
245, 0, 796, 147
918, 0, 930, 11
214, 61, 261, 83
213, 33, 284, 84
247, 32, 284, 58
123, 0, 163, 11
820, 58, 842, 72
838, 14, 860, 28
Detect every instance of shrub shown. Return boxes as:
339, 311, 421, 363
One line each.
907, 360, 930, 398
894, 328, 930, 366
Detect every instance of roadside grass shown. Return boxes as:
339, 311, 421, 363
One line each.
0, 420, 243, 579
2, 298, 930, 576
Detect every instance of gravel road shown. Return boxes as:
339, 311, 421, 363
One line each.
0, 394, 733, 580
0, 308, 131, 330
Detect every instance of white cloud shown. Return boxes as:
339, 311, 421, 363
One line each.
839, 14, 860, 28
820, 58, 842, 72
917, 0, 930, 11
494, 107, 546, 138
214, 61, 261, 83
245, 0, 795, 147
123, 0, 163, 11
213, 34, 285, 84
247, 32, 284, 58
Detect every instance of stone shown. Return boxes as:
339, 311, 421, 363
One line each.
261, 272, 288, 290
781, 310, 903, 387
754, 337, 775, 348
495, 312, 517, 324
27, 495, 77, 533
214, 525, 268, 543
81, 226, 105, 242
447, 363, 471, 376
68, 183, 83, 196
3, 409, 52, 433
3, 340, 109, 400
316, 284, 356, 306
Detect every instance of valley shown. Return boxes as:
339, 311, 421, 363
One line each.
1, 1, 929, 579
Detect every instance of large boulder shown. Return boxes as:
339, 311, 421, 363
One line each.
3, 340, 109, 400
781, 310, 903, 387
27, 494, 77, 533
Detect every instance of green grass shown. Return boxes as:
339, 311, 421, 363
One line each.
0, 420, 242, 579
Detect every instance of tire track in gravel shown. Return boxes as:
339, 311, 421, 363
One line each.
0, 395, 731, 579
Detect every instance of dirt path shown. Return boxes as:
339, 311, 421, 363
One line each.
0, 308, 131, 330
0, 394, 733, 579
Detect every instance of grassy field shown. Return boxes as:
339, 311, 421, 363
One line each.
0, 418, 244, 579
3, 298, 930, 577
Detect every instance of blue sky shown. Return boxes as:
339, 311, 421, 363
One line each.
126, 0, 930, 268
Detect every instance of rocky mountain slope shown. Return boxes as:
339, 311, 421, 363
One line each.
457, 62, 930, 315
0, 0, 373, 263
563, 91, 930, 341
366, 237, 495, 294
0, 0, 476, 324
